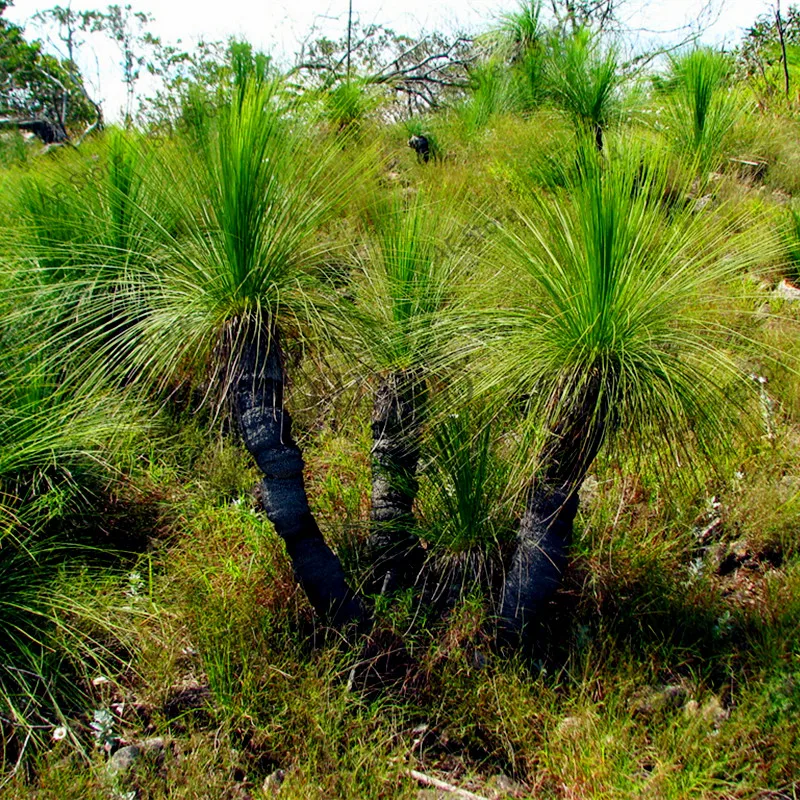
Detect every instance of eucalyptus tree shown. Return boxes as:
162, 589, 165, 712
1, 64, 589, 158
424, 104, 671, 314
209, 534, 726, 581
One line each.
351, 192, 469, 593
468, 144, 770, 639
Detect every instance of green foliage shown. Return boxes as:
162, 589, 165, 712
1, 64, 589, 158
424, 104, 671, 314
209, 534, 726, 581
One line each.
24, 78, 375, 404
738, 4, 800, 105
0, 2, 98, 139
418, 408, 513, 553
321, 79, 379, 133
0, 5, 799, 794
545, 29, 623, 147
785, 202, 800, 282
468, 142, 767, 478
663, 48, 740, 168
458, 60, 521, 134
351, 189, 467, 373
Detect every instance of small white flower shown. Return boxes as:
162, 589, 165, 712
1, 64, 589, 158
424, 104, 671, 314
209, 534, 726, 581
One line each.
92, 676, 110, 686
52, 726, 67, 742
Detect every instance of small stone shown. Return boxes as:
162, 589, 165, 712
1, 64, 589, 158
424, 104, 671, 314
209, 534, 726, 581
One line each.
683, 699, 700, 717
579, 474, 599, 506
700, 696, 728, 727
141, 737, 165, 753
262, 769, 286, 795
487, 772, 526, 797
775, 279, 800, 301
630, 685, 688, 716
107, 745, 140, 777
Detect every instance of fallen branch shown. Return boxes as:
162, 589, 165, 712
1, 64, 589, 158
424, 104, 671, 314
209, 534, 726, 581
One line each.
406, 769, 490, 800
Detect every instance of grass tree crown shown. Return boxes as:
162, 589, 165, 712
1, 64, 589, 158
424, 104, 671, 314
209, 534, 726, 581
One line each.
468, 143, 771, 485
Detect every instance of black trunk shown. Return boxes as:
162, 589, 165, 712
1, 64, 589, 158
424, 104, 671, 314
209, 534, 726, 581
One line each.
367, 370, 426, 593
498, 485, 578, 638
499, 377, 607, 640
0, 117, 68, 144
232, 324, 364, 627
594, 123, 604, 152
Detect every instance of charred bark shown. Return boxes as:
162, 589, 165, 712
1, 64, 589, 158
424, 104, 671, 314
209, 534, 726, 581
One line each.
498, 485, 578, 640
594, 123, 604, 152
232, 324, 364, 627
499, 377, 608, 640
367, 370, 426, 593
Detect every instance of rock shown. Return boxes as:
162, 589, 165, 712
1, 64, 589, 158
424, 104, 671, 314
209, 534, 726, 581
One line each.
775, 279, 800, 301
693, 194, 714, 212
630, 685, 688, 716
107, 744, 141, 777
487, 772, 526, 797
262, 769, 286, 795
141, 737, 164, 752
700, 696, 728, 728
579, 474, 599, 506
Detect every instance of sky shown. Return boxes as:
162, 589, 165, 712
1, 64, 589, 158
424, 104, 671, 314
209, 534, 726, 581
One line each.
4, 0, 776, 121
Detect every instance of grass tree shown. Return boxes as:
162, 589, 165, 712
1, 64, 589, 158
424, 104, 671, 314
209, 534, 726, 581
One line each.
469, 145, 770, 640
351, 191, 468, 593
484, 0, 548, 111
415, 406, 514, 606
546, 28, 624, 151
17, 79, 371, 627
663, 47, 739, 168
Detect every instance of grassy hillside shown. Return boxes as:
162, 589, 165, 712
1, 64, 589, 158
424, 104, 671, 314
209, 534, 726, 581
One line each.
1, 11, 799, 799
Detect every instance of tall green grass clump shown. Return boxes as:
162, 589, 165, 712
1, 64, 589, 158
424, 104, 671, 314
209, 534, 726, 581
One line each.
483, 0, 548, 112
546, 29, 624, 151
461, 142, 773, 635
351, 189, 471, 591
0, 357, 142, 762
663, 47, 740, 170
458, 60, 522, 135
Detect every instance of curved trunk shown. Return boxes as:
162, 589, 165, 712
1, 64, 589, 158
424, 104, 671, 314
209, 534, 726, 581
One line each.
499, 377, 607, 640
367, 370, 426, 593
232, 324, 364, 627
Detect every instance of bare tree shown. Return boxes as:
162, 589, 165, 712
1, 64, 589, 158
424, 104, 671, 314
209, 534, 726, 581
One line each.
290, 21, 475, 116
